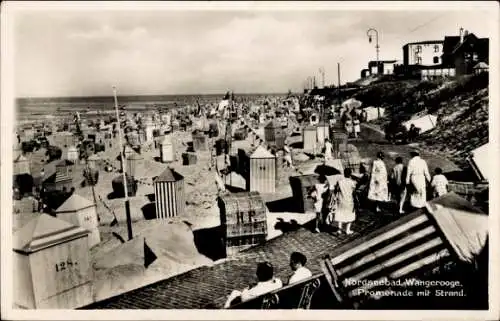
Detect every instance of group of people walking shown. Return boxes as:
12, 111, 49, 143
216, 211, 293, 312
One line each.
311, 149, 449, 234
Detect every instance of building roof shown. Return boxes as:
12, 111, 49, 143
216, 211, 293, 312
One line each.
154, 167, 184, 183
264, 119, 280, 129
452, 33, 488, 55
13, 214, 89, 254
112, 174, 135, 184
250, 145, 275, 159
160, 134, 173, 145
127, 152, 144, 161
83, 207, 397, 310
442, 36, 461, 55
124, 145, 135, 154
403, 40, 444, 47
368, 60, 398, 66
55, 193, 95, 213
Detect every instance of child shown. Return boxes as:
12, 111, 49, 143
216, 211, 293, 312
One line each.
353, 117, 361, 138
431, 167, 448, 198
312, 176, 329, 233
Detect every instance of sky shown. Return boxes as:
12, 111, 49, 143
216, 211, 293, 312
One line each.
11, 3, 496, 97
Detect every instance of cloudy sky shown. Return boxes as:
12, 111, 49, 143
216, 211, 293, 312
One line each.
11, 3, 496, 97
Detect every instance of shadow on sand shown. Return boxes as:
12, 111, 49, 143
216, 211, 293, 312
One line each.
289, 141, 303, 149
265, 197, 297, 213
192, 225, 226, 261
141, 202, 157, 220
273, 218, 301, 233
146, 193, 155, 202
225, 184, 246, 193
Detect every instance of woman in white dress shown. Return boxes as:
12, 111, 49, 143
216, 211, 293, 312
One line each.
368, 151, 389, 213
324, 139, 333, 161
345, 119, 353, 137
406, 150, 431, 209
334, 168, 357, 234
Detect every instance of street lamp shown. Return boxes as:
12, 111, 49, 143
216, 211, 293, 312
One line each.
367, 28, 380, 66
367, 28, 381, 119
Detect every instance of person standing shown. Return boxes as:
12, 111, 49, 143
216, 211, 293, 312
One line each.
283, 145, 294, 168
368, 152, 389, 213
312, 175, 329, 233
353, 117, 361, 138
324, 138, 333, 161
406, 150, 431, 209
431, 167, 448, 198
345, 118, 353, 137
355, 163, 371, 209
334, 168, 358, 235
390, 157, 407, 214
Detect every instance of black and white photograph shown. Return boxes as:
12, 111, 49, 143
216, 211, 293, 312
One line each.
1, 1, 498, 319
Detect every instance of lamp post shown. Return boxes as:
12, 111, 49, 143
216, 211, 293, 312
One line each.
367, 28, 380, 119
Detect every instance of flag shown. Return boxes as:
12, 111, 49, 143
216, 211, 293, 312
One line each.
144, 238, 158, 268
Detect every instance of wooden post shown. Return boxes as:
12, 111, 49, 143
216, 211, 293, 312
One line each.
113, 86, 133, 241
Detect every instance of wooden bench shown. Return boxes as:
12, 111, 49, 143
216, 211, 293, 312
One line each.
227, 275, 322, 309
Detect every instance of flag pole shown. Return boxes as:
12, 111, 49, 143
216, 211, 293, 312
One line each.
113, 86, 133, 241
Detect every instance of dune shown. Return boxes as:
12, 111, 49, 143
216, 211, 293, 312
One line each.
92, 220, 212, 302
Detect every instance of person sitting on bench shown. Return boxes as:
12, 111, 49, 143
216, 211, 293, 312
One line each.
288, 252, 313, 285
224, 262, 283, 308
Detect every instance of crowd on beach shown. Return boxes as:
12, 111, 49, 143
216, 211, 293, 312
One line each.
223, 151, 450, 308
311, 150, 449, 235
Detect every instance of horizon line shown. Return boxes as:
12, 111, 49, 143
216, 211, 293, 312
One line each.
15, 92, 297, 100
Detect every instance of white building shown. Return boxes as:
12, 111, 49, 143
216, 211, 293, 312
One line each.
403, 40, 444, 66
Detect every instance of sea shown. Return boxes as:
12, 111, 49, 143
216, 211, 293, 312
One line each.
16, 93, 287, 116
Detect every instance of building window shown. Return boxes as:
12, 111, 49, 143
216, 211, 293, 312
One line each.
433, 56, 439, 64
434, 45, 440, 53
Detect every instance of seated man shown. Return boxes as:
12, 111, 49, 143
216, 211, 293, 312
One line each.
288, 252, 313, 285
224, 262, 283, 308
